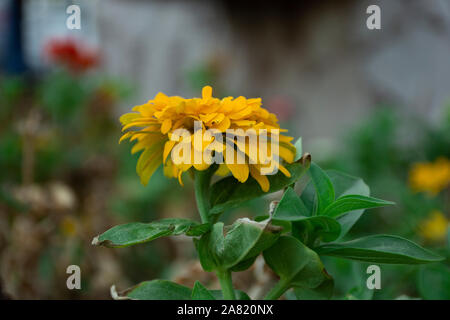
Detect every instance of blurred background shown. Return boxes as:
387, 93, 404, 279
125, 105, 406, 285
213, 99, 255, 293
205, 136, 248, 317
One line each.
0, 0, 449, 299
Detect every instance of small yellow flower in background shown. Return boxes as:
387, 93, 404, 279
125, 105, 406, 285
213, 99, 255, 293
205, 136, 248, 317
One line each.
418, 210, 449, 242
409, 157, 450, 195
119, 86, 296, 191
60, 216, 78, 237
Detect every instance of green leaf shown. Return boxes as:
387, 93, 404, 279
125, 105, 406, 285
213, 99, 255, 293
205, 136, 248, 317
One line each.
345, 286, 374, 300
327, 170, 370, 238
418, 264, 450, 300
272, 188, 341, 243
309, 162, 334, 215
323, 195, 395, 218
230, 256, 259, 272
114, 280, 192, 300
255, 214, 291, 233
316, 235, 445, 264
197, 218, 281, 272
294, 137, 303, 161
263, 236, 331, 290
209, 158, 310, 214
93, 219, 210, 248
327, 170, 370, 196
264, 235, 309, 283
292, 277, 334, 300
194, 236, 217, 272
273, 187, 311, 219
272, 188, 340, 243
291, 216, 341, 244
302, 170, 371, 239
192, 281, 216, 300
210, 290, 251, 300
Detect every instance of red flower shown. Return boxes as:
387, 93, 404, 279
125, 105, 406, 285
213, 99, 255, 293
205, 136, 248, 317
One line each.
45, 38, 100, 73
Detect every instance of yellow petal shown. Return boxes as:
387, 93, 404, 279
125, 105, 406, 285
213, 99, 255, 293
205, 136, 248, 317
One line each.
210, 113, 225, 125
194, 163, 210, 171
163, 140, 177, 163
161, 119, 172, 134
202, 86, 212, 99
153, 92, 169, 105
163, 159, 175, 178
250, 165, 270, 192
199, 113, 218, 123
212, 116, 230, 132
137, 147, 164, 185
119, 113, 140, 125
278, 164, 291, 177
233, 120, 256, 127
139, 152, 163, 185
226, 135, 259, 164
278, 144, 295, 163
278, 135, 294, 143
226, 163, 249, 183
264, 141, 296, 163
228, 107, 253, 120
177, 171, 184, 186
129, 129, 161, 142
132, 104, 155, 117
122, 121, 157, 132
131, 135, 165, 155
119, 132, 133, 144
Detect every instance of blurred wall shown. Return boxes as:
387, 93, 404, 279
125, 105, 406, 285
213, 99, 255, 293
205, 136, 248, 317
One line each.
20, 0, 450, 145
23, 0, 98, 70
96, 0, 450, 142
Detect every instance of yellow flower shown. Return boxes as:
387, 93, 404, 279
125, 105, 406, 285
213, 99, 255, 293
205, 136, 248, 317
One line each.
60, 216, 78, 237
119, 86, 296, 191
409, 157, 450, 195
418, 210, 449, 242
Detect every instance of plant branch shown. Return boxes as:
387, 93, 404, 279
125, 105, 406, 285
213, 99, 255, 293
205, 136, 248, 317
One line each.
264, 278, 290, 300
216, 270, 236, 300
193, 167, 215, 223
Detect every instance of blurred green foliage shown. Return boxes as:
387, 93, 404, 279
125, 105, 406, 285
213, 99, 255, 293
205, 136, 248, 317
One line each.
321, 106, 450, 299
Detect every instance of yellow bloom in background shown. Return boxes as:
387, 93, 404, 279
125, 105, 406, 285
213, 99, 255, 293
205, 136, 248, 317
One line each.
418, 210, 449, 242
409, 157, 450, 195
60, 216, 78, 237
119, 86, 296, 191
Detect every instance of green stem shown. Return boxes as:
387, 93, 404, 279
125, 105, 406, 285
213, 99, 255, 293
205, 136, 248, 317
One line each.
216, 270, 236, 300
194, 168, 214, 223
264, 278, 290, 300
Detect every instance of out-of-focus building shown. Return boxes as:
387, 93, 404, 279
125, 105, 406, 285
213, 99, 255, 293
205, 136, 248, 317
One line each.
7, 0, 450, 144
